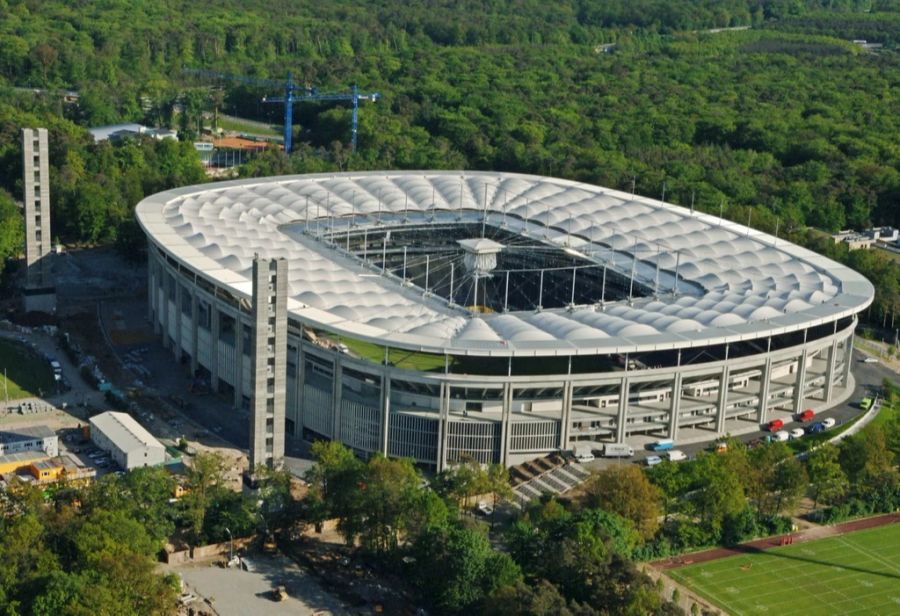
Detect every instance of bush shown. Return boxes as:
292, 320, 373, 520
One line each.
721, 507, 759, 546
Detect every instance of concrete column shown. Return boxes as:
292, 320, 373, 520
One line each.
160, 271, 169, 350
210, 305, 220, 391
332, 360, 343, 441
823, 339, 839, 402
249, 257, 288, 470
615, 377, 629, 444
21, 127, 55, 312
234, 317, 244, 408
148, 252, 156, 325
380, 371, 391, 455
667, 373, 682, 440
715, 366, 730, 435
757, 356, 772, 424
297, 339, 306, 434
499, 383, 512, 465
174, 283, 183, 361
559, 381, 573, 450
792, 349, 809, 415
437, 382, 450, 471
190, 290, 199, 374
841, 331, 854, 387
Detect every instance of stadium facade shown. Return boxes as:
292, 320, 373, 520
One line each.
136, 172, 873, 469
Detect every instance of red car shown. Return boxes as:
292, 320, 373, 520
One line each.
798, 409, 815, 422
767, 419, 784, 431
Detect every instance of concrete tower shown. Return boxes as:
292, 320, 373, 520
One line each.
249, 256, 288, 470
21, 128, 56, 313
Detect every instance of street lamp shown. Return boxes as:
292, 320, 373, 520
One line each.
224, 526, 233, 563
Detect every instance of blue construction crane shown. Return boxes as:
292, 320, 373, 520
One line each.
183, 68, 380, 153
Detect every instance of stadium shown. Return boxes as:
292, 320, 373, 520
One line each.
136, 171, 874, 469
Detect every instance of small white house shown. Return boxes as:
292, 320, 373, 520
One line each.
0, 425, 58, 457
89, 411, 165, 470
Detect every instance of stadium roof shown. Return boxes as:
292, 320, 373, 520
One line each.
136, 171, 874, 357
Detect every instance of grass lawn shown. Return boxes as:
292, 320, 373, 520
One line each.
0, 338, 55, 400
869, 397, 897, 430
337, 335, 447, 371
669, 524, 900, 615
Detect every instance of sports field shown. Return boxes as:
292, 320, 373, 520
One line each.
669, 524, 900, 615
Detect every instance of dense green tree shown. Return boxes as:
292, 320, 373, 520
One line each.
688, 453, 747, 532
483, 579, 574, 616
583, 463, 663, 540
806, 443, 849, 509
411, 524, 522, 613
748, 441, 807, 517
183, 451, 229, 542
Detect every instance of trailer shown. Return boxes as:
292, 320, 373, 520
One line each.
603, 443, 635, 457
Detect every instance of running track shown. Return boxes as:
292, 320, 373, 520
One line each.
652, 512, 900, 570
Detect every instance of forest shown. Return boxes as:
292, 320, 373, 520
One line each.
0, 0, 898, 321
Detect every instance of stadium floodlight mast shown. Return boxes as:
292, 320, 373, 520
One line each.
482, 183, 489, 239
431, 186, 436, 223
654, 243, 661, 299
628, 237, 638, 303
537, 269, 544, 311
569, 267, 577, 308
504, 270, 510, 312
402, 246, 408, 284
377, 189, 383, 225
672, 250, 682, 296
600, 264, 607, 307
449, 262, 455, 305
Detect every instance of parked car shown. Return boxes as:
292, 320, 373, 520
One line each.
575, 452, 596, 463
645, 455, 663, 466
862, 357, 879, 364
806, 422, 827, 434
767, 419, 784, 431
798, 409, 815, 422
476, 501, 494, 516
789, 428, 805, 439
774, 430, 790, 442
666, 450, 687, 462
821, 417, 836, 428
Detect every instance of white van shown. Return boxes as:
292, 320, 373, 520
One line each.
666, 450, 687, 462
